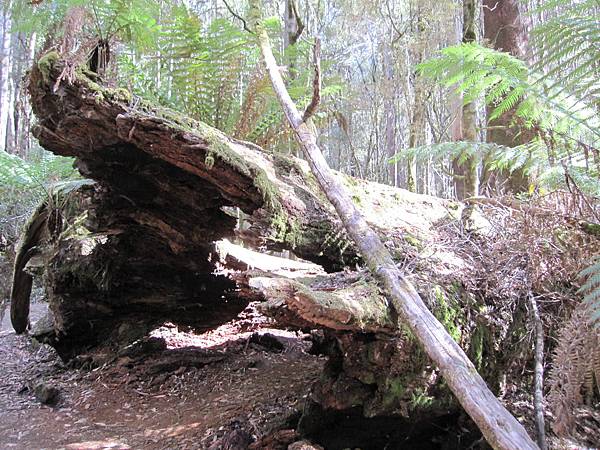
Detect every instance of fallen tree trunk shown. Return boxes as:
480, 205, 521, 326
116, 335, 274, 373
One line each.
18, 48, 581, 446
29, 52, 361, 272
21, 51, 457, 356
251, 7, 538, 448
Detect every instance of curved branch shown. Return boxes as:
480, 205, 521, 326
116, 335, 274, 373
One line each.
222, 0, 255, 34
303, 38, 321, 122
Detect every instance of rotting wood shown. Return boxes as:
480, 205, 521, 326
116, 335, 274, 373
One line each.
23, 51, 467, 356
250, 276, 394, 333
11, 179, 94, 334
10, 201, 48, 333
22, 48, 550, 445
28, 53, 363, 271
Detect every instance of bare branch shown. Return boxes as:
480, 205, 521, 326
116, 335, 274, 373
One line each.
289, 0, 305, 45
303, 38, 321, 122
222, 0, 254, 34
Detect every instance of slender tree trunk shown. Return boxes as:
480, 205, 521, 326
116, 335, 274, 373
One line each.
0, 1, 12, 150
529, 294, 547, 450
18, 32, 37, 157
407, 9, 427, 193
10, 32, 27, 156
384, 43, 398, 187
250, 5, 538, 449
283, 0, 299, 49
451, 95, 466, 199
408, 78, 425, 192
453, 0, 479, 200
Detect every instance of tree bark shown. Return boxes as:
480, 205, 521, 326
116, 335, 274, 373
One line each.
383, 43, 398, 187
482, 0, 533, 194
251, 5, 538, 449
25, 51, 480, 358
453, 0, 479, 201
407, 68, 425, 193
529, 294, 547, 450
0, 0, 10, 149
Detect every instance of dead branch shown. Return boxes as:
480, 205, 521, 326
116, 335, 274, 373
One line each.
222, 0, 255, 34
528, 293, 547, 450
303, 38, 321, 122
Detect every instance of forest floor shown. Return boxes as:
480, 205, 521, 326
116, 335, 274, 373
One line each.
2, 305, 600, 449
0, 300, 324, 450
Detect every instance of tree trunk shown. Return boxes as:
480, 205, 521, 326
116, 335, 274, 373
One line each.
251, 6, 538, 449
529, 294, 547, 450
407, 83, 425, 193
0, 0, 10, 149
283, 0, 300, 49
453, 0, 479, 200
482, 0, 533, 194
383, 43, 398, 187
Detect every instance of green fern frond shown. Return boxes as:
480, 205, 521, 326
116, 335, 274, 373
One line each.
0, 150, 79, 194
531, 0, 600, 106
390, 141, 506, 165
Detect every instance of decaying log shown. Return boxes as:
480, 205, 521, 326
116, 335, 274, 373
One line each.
21, 50, 461, 356
250, 276, 394, 333
29, 51, 361, 271
16, 49, 558, 446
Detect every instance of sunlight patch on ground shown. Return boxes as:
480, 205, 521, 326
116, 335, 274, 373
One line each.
149, 304, 299, 350
65, 440, 131, 449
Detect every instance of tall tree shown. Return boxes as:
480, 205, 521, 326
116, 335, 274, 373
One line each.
482, 0, 532, 193
383, 41, 398, 186
0, 1, 12, 151
407, 3, 427, 193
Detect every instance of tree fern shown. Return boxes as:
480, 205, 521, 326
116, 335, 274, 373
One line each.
13, 1, 342, 151
548, 304, 600, 436
0, 150, 78, 192
418, 43, 599, 138
531, 0, 600, 106
12, 0, 160, 49
415, 41, 600, 195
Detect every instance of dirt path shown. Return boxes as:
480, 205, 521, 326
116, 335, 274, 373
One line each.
0, 305, 324, 449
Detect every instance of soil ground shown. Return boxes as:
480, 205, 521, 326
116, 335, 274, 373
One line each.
0, 302, 324, 450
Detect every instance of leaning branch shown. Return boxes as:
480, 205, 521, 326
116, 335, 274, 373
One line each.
250, 4, 538, 449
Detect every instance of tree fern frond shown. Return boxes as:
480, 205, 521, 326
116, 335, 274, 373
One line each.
548, 304, 600, 436
390, 141, 507, 165
0, 150, 78, 194
531, 1, 600, 106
